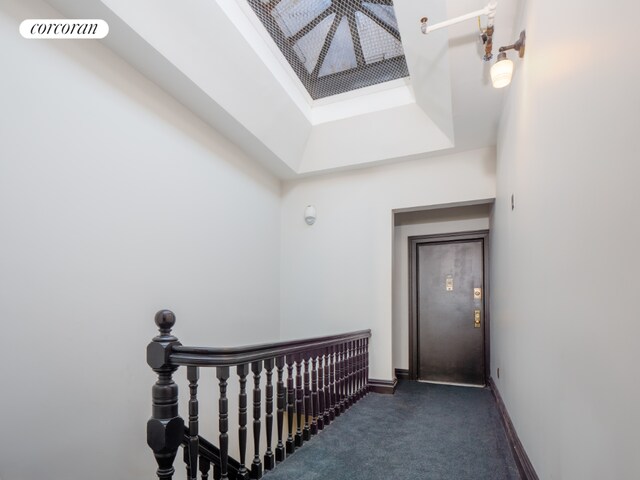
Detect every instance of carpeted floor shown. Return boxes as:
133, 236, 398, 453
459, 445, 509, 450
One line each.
264, 381, 520, 480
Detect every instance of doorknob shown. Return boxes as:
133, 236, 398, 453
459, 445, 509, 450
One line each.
474, 309, 481, 328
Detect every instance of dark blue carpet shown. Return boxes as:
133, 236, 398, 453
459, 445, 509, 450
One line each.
264, 381, 520, 480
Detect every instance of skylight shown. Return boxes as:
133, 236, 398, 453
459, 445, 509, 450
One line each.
247, 0, 409, 100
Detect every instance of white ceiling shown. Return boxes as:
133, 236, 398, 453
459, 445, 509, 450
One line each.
45, 0, 521, 178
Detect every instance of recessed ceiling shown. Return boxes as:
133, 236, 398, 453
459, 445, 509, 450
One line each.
44, 0, 520, 178
247, 0, 409, 99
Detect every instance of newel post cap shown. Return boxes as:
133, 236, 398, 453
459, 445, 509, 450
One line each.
155, 309, 176, 334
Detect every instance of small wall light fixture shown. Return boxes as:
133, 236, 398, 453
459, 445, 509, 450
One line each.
304, 205, 317, 225
491, 30, 526, 88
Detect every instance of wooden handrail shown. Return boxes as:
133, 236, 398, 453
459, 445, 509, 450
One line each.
171, 329, 371, 367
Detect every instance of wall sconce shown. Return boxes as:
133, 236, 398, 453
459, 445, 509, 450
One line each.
491, 30, 526, 88
304, 205, 316, 225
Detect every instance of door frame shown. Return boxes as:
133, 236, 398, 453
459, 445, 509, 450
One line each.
408, 230, 491, 382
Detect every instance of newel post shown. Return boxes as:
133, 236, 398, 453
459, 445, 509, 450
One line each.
147, 310, 184, 480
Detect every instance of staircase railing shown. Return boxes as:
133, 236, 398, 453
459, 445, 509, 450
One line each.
147, 309, 372, 480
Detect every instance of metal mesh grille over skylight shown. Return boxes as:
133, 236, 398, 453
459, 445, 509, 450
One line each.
248, 0, 409, 100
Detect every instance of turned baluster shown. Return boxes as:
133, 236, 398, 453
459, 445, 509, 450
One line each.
345, 341, 352, 408
360, 338, 367, 397
184, 442, 191, 479
358, 339, 362, 397
328, 346, 335, 421
339, 343, 346, 414
286, 355, 296, 454
352, 340, 357, 404
348, 340, 355, 407
187, 366, 200, 480
317, 351, 325, 431
251, 361, 263, 479
323, 347, 331, 426
348, 342, 356, 406
147, 310, 184, 480
361, 338, 367, 397
295, 354, 304, 447
311, 352, 319, 435
357, 339, 363, 400
343, 342, 349, 411
333, 345, 341, 417
358, 339, 363, 398
275, 356, 286, 462
353, 340, 359, 402
302, 355, 311, 441
345, 342, 350, 405
217, 366, 230, 480
365, 337, 370, 394
199, 457, 210, 480
340, 342, 347, 411
237, 364, 250, 480
353, 340, 358, 402
264, 358, 275, 470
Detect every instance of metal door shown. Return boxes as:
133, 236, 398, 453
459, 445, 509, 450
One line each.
417, 240, 485, 386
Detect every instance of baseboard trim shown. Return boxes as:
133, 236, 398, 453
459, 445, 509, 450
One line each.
368, 378, 397, 394
488, 377, 539, 480
394, 368, 409, 380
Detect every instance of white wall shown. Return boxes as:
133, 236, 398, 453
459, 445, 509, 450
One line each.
280, 148, 496, 381
0, 1, 281, 479
392, 204, 492, 370
490, 0, 640, 479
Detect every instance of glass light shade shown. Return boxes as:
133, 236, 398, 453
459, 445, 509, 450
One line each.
491, 57, 514, 88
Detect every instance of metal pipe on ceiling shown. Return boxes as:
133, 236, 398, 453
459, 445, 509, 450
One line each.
421, 1, 498, 35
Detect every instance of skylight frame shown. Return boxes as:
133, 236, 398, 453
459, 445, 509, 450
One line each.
246, 0, 410, 100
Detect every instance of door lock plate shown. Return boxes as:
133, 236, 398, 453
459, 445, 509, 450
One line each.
474, 288, 482, 300
474, 309, 481, 328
